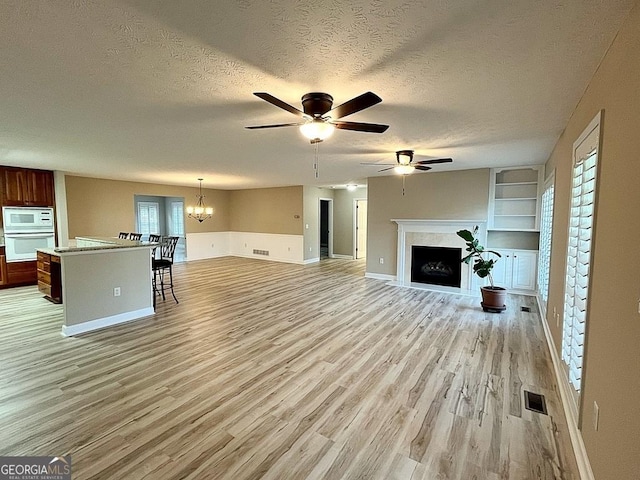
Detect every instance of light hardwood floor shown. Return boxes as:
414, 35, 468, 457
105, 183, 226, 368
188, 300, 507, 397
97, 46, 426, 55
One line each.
0, 257, 578, 479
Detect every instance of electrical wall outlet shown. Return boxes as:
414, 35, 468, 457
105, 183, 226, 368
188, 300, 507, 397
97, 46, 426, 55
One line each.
593, 401, 599, 431
113, 287, 121, 297
379, 257, 384, 264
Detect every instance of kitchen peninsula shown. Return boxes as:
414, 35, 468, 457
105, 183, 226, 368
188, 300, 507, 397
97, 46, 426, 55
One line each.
38, 236, 156, 337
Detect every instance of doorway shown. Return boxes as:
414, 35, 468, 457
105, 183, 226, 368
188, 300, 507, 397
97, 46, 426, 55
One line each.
355, 199, 367, 259
319, 198, 333, 259
134, 195, 186, 262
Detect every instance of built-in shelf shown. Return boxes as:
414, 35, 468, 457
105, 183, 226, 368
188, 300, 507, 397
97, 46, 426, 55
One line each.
489, 166, 543, 232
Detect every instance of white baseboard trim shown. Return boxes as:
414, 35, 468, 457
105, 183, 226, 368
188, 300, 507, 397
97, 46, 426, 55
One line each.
232, 253, 304, 265
331, 254, 354, 260
61, 307, 155, 337
536, 296, 594, 480
303, 257, 320, 264
365, 272, 396, 281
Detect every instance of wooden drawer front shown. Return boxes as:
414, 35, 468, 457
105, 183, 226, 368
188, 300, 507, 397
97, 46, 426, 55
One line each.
37, 270, 51, 284
37, 252, 51, 272
38, 281, 51, 297
37, 259, 51, 273
7, 260, 37, 285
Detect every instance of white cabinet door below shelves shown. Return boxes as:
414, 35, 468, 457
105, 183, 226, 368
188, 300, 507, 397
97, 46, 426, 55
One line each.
511, 250, 538, 291
490, 249, 538, 293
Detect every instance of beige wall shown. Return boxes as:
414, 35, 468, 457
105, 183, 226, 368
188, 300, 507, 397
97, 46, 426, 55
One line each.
302, 186, 334, 260
544, 3, 640, 479
229, 186, 303, 235
366, 169, 490, 275
65, 176, 230, 239
333, 187, 367, 257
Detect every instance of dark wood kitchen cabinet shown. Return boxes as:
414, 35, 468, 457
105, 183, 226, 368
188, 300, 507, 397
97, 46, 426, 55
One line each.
0, 247, 7, 286
6, 260, 37, 286
37, 251, 62, 303
1, 167, 55, 207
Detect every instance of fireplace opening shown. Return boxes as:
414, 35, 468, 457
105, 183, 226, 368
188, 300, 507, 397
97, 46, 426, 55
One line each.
411, 245, 462, 287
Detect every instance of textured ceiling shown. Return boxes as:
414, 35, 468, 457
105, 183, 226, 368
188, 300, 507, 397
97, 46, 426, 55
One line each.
0, 0, 635, 189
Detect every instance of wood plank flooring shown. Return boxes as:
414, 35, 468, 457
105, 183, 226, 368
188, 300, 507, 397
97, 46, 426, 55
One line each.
0, 257, 579, 479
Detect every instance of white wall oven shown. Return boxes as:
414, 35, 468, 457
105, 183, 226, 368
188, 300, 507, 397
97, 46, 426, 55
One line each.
2, 207, 55, 262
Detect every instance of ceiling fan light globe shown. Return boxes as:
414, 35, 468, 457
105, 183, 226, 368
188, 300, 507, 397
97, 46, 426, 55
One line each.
300, 121, 335, 141
394, 165, 415, 175
397, 153, 412, 165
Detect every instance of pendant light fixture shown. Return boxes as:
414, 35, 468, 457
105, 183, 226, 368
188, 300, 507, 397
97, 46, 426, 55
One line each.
186, 178, 213, 223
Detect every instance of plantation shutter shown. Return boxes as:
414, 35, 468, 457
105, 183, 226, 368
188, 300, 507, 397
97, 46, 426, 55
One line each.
562, 121, 599, 394
171, 201, 184, 236
138, 202, 160, 236
537, 177, 554, 309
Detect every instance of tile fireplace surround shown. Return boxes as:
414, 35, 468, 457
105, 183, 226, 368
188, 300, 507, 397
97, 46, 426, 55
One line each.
391, 219, 487, 295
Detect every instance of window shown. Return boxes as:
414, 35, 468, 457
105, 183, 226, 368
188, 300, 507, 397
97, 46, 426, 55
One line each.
137, 201, 160, 236
562, 113, 600, 399
537, 174, 554, 311
171, 201, 184, 236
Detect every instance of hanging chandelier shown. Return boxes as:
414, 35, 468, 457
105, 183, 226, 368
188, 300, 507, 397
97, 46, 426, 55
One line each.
186, 178, 213, 223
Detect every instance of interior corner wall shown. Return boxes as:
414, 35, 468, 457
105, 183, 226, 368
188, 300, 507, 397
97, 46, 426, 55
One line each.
366, 169, 490, 276
543, 2, 640, 479
64, 176, 230, 238
228, 186, 303, 235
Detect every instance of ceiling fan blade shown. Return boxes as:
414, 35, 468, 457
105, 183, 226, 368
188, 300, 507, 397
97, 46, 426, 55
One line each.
378, 167, 395, 172
245, 122, 302, 129
326, 92, 382, 119
253, 92, 306, 117
415, 165, 433, 171
414, 158, 453, 165
333, 121, 389, 133
360, 162, 395, 166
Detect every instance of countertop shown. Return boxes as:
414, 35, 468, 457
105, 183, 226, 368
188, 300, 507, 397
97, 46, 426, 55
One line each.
37, 236, 158, 255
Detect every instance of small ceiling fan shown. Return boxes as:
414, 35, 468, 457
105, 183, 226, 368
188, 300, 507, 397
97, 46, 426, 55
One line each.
362, 150, 453, 175
245, 91, 389, 143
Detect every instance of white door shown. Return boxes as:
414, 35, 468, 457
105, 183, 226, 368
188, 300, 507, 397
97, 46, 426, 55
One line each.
355, 200, 367, 259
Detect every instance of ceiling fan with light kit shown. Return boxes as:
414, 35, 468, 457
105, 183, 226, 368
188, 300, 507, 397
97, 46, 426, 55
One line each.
245, 91, 389, 144
361, 150, 454, 195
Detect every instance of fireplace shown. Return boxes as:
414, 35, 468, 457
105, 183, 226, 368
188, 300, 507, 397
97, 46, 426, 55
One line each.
411, 246, 462, 287
391, 219, 487, 294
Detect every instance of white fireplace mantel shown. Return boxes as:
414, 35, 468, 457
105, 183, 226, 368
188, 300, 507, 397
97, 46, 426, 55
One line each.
391, 219, 487, 295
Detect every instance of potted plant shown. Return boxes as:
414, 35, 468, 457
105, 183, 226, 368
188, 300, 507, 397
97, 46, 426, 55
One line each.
456, 226, 507, 311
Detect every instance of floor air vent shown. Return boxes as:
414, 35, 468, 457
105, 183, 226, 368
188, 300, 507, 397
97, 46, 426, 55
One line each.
520, 306, 531, 312
524, 390, 547, 415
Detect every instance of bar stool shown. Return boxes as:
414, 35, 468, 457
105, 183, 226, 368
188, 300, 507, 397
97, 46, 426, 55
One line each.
152, 236, 179, 304
129, 233, 142, 241
118, 232, 129, 239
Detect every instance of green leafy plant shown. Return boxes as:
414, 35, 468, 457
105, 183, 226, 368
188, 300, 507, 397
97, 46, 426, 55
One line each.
456, 226, 502, 288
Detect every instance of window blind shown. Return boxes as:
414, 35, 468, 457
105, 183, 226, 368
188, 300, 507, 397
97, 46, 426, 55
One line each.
562, 150, 597, 392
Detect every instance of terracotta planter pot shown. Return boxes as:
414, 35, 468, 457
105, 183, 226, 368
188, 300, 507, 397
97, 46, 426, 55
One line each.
480, 286, 507, 311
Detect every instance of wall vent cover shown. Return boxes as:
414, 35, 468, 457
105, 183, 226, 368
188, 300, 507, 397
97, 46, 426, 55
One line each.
520, 306, 531, 312
253, 249, 269, 256
524, 390, 547, 415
